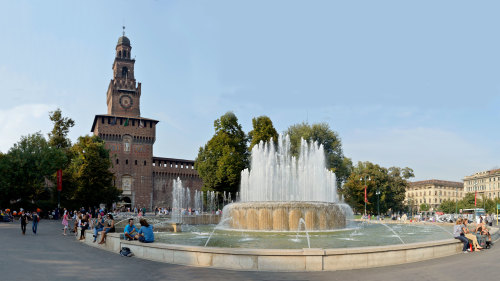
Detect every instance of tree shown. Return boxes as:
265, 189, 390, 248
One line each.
438, 199, 456, 213
342, 161, 414, 214
195, 112, 248, 195
4, 133, 66, 205
286, 122, 351, 186
248, 116, 278, 151
65, 135, 120, 207
420, 203, 430, 211
48, 108, 75, 149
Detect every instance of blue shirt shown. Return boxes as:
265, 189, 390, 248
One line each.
124, 224, 137, 234
138, 225, 154, 242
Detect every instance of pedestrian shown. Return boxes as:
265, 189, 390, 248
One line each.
62, 210, 70, 235
31, 211, 39, 234
20, 212, 28, 235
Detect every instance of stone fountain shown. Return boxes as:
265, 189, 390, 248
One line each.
221, 135, 352, 231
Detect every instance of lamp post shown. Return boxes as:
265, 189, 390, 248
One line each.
376, 188, 381, 219
360, 176, 370, 217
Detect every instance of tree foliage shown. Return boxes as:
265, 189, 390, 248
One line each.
285, 122, 352, 186
342, 161, 414, 214
420, 203, 430, 211
195, 112, 248, 195
0, 133, 66, 207
248, 116, 279, 151
48, 108, 75, 149
438, 199, 457, 213
64, 135, 120, 208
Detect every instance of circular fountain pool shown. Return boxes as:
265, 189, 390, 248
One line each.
153, 221, 454, 249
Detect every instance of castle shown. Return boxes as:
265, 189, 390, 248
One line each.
90, 32, 203, 210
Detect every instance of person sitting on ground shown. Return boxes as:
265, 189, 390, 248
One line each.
462, 219, 483, 251
134, 218, 154, 243
124, 218, 138, 240
453, 218, 469, 253
98, 214, 115, 244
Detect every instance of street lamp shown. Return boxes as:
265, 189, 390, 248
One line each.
376, 188, 381, 219
360, 176, 370, 217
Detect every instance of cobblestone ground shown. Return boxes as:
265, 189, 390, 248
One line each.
1, 220, 499, 281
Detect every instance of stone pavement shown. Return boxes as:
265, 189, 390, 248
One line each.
1, 220, 499, 281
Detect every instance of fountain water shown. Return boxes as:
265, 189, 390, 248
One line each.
204, 218, 232, 247
296, 218, 311, 248
379, 223, 405, 244
221, 135, 352, 231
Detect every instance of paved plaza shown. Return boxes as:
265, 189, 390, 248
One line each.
1, 220, 499, 281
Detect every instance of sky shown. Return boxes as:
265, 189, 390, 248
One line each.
0, 0, 499, 182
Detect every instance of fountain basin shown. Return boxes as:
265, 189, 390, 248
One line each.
222, 201, 350, 231
78, 224, 499, 271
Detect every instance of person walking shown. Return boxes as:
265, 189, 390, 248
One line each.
31, 211, 39, 234
62, 210, 70, 235
20, 212, 28, 235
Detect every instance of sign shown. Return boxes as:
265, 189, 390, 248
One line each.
497, 204, 500, 209
57, 169, 62, 191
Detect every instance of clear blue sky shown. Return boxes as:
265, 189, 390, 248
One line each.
1, 0, 499, 182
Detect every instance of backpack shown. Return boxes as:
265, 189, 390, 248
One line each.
120, 247, 133, 257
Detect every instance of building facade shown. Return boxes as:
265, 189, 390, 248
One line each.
405, 180, 464, 212
463, 169, 500, 200
91, 34, 203, 210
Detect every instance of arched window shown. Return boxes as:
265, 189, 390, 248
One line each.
118, 51, 122, 57
116, 159, 119, 164
123, 50, 127, 58
122, 67, 128, 78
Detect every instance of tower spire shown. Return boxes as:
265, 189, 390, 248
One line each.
122, 26, 126, 36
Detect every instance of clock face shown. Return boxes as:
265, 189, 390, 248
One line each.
119, 95, 133, 109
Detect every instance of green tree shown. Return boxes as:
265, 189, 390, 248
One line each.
5, 133, 66, 205
342, 161, 413, 214
457, 192, 476, 210
195, 112, 248, 195
438, 199, 456, 213
66, 135, 120, 207
48, 108, 75, 149
420, 203, 430, 211
285, 122, 352, 186
248, 116, 278, 151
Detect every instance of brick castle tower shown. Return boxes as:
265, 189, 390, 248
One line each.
91, 31, 202, 210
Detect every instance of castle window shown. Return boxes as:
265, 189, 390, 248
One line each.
116, 159, 119, 164
101, 118, 104, 124
122, 67, 128, 78
126, 159, 129, 165
150, 122, 152, 128
144, 161, 146, 166
132, 120, 135, 126
135, 160, 137, 165
119, 50, 122, 57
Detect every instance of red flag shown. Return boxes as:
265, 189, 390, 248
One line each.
474, 191, 477, 206
57, 169, 62, 191
364, 186, 367, 203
